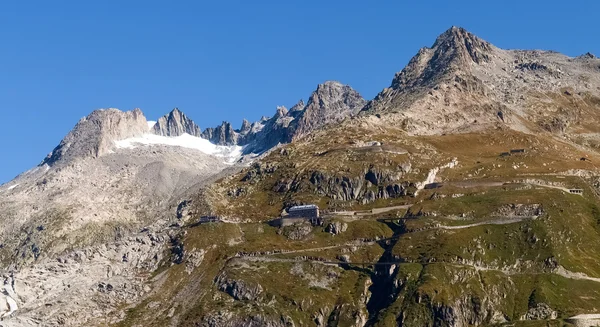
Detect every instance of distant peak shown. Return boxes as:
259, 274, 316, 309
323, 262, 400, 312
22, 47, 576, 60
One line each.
240, 119, 252, 134
275, 106, 288, 118
153, 108, 201, 137
290, 100, 305, 112
168, 107, 183, 116
319, 80, 343, 87
42, 108, 149, 166
432, 26, 493, 64
580, 52, 596, 59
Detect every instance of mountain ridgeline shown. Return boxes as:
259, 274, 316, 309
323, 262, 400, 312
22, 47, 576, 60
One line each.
2, 26, 600, 327
200, 80, 366, 152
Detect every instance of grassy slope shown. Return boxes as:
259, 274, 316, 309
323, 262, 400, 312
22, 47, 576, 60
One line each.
114, 121, 600, 326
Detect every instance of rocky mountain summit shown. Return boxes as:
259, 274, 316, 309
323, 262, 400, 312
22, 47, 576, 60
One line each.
42, 108, 149, 166
152, 108, 202, 137
362, 26, 600, 136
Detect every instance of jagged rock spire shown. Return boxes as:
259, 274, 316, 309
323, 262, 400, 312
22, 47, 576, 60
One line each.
240, 119, 252, 135
153, 108, 201, 137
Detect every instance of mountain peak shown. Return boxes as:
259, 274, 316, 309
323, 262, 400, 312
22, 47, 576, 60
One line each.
289, 100, 305, 113
381, 27, 494, 92
290, 81, 366, 139
42, 108, 149, 166
153, 108, 201, 137
240, 119, 252, 135
275, 106, 288, 118
432, 26, 493, 65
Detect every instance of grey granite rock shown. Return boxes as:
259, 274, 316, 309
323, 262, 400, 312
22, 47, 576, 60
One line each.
153, 108, 201, 137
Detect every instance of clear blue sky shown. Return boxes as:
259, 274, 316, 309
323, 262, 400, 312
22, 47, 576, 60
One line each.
1, 0, 599, 183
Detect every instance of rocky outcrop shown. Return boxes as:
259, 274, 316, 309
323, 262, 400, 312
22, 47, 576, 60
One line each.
325, 221, 348, 235
521, 303, 558, 320
152, 108, 201, 137
495, 204, 543, 217
281, 223, 313, 240
201, 313, 294, 327
42, 108, 149, 165
216, 273, 263, 301
308, 167, 414, 204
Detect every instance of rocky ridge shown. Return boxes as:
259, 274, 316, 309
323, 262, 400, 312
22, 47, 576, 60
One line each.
202, 81, 366, 153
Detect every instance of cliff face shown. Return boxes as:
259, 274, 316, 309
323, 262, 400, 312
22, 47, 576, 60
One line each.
152, 108, 202, 137
42, 108, 149, 166
201, 121, 239, 146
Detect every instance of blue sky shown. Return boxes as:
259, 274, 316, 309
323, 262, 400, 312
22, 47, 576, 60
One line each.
1, 0, 599, 183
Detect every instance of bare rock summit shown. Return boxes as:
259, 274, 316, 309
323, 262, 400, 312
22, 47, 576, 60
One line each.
290, 81, 366, 140
42, 108, 149, 166
153, 108, 202, 137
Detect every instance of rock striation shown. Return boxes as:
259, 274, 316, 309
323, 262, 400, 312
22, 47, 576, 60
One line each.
152, 108, 202, 137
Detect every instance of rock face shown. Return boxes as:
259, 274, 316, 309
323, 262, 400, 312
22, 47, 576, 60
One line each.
153, 108, 202, 137
325, 221, 348, 235
216, 273, 263, 301
289, 81, 366, 140
42, 108, 149, 165
202, 121, 239, 145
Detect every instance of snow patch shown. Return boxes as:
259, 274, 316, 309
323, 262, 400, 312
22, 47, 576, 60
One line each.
0, 277, 18, 318
115, 133, 243, 164
7, 184, 19, 191
415, 158, 458, 196
147, 121, 156, 130
251, 122, 265, 133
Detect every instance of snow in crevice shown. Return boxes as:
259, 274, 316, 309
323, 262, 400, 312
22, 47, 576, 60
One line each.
114, 133, 243, 164
7, 184, 19, 191
146, 121, 156, 130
